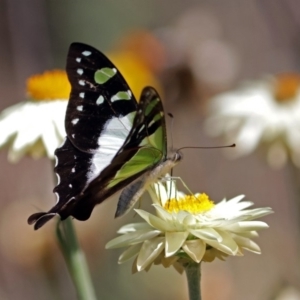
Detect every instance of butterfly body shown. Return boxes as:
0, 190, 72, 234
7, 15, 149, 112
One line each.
28, 43, 181, 230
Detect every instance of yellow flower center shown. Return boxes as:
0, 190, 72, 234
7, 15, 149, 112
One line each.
163, 193, 215, 214
273, 73, 300, 103
26, 69, 71, 101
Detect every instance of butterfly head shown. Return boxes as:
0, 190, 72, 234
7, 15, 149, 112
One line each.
167, 149, 183, 164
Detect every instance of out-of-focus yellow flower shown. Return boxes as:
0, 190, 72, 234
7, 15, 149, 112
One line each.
205, 73, 300, 169
0, 70, 69, 162
109, 30, 166, 99
106, 176, 272, 273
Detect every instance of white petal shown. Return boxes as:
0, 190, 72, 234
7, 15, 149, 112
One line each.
137, 237, 165, 271
117, 222, 152, 234
190, 228, 222, 242
105, 229, 160, 249
182, 239, 206, 263
226, 221, 269, 232
233, 235, 261, 254
152, 205, 173, 222
135, 209, 175, 231
118, 244, 142, 263
165, 231, 189, 257
205, 230, 239, 255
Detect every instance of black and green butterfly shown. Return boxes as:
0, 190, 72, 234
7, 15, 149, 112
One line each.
28, 43, 182, 230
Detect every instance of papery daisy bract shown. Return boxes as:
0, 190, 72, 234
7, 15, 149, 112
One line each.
106, 176, 272, 273
0, 70, 70, 162
205, 73, 300, 169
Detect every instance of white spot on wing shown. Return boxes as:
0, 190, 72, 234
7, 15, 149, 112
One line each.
55, 192, 59, 204
54, 155, 58, 167
77, 105, 83, 111
96, 95, 104, 105
139, 125, 145, 133
72, 118, 79, 125
76, 57, 81, 63
56, 173, 61, 185
148, 120, 155, 127
77, 68, 83, 75
79, 92, 85, 98
72, 167, 75, 173
86, 112, 135, 183
69, 184, 73, 188
79, 80, 85, 86
82, 50, 92, 56
72, 134, 75, 138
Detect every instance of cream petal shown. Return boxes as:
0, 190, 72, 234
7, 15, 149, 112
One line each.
105, 229, 160, 249
227, 221, 269, 232
154, 181, 168, 205
190, 228, 222, 242
118, 244, 142, 263
205, 231, 238, 255
152, 205, 173, 221
160, 255, 179, 268
182, 239, 206, 263
165, 231, 189, 257
165, 178, 178, 199
117, 222, 153, 234
183, 214, 197, 227
147, 185, 160, 205
176, 210, 193, 224
137, 237, 165, 271
242, 208, 273, 220
233, 235, 261, 254
135, 209, 175, 231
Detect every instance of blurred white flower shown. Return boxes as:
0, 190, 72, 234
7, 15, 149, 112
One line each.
0, 70, 69, 162
106, 176, 272, 273
205, 73, 300, 169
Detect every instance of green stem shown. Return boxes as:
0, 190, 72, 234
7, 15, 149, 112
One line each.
56, 218, 97, 300
184, 262, 201, 300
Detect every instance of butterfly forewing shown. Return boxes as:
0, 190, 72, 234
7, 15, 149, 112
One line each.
65, 42, 137, 152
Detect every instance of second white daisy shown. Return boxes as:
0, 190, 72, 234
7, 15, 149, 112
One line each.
205, 73, 300, 169
106, 176, 273, 272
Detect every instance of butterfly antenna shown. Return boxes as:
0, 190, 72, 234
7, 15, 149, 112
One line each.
178, 143, 235, 151
168, 113, 175, 150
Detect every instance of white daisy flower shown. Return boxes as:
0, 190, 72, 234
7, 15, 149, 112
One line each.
0, 70, 69, 162
205, 73, 300, 169
106, 176, 272, 273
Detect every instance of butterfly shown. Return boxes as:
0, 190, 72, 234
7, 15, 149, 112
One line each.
28, 42, 182, 230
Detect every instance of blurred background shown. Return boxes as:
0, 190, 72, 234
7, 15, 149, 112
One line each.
1, 0, 300, 299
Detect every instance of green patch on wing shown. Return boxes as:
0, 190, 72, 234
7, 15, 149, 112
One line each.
145, 97, 159, 116
111, 91, 131, 102
94, 67, 117, 84
107, 146, 163, 188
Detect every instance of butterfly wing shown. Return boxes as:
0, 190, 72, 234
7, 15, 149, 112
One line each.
69, 86, 167, 220
28, 43, 167, 229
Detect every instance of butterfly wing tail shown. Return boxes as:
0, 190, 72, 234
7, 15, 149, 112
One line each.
27, 212, 57, 230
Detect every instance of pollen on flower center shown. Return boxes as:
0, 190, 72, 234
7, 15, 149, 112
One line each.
163, 193, 215, 214
273, 73, 300, 103
26, 69, 71, 101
